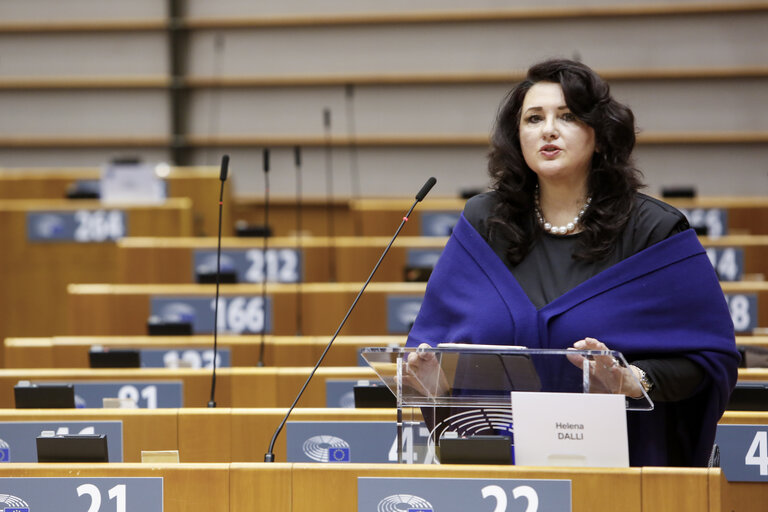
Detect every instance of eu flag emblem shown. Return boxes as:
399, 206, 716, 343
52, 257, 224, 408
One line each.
328, 447, 350, 462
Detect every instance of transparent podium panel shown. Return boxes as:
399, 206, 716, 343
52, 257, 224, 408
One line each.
361, 345, 653, 463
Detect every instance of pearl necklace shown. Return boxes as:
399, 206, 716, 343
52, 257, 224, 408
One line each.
534, 186, 592, 235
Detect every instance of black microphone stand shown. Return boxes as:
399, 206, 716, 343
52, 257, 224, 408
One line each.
294, 146, 304, 335
345, 84, 363, 237
264, 177, 437, 462
257, 148, 270, 367
208, 154, 229, 408
322, 107, 337, 282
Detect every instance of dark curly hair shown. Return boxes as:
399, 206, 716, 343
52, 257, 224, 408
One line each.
487, 58, 643, 264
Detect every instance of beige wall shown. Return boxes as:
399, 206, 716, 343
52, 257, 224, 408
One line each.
0, 2, 766, 198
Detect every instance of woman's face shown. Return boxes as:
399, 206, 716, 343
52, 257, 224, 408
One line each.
518, 81, 596, 186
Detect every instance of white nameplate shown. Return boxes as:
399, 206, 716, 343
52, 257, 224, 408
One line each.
511, 391, 628, 467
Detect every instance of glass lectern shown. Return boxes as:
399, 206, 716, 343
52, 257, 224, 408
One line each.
361, 345, 653, 463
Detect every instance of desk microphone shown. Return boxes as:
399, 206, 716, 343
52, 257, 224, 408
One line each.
264, 176, 437, 462
257, 148, 270, 367
208, 154, 229, 408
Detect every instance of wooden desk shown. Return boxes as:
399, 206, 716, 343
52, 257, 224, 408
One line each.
4, 335, 406, 368
350, 196, 768, 236
0, 408, 177, 462
0, 463, 754, 512
0, 199, 194, 345
714, 410, 768, 512
0, 366, 376, 408
721, 281, 768, 329
719, 410, 768, 424
290, 464, 637, 512
0, 407, 402, 463
7, 334, 766, 370
702, 235, 768, 279
666, 197, 768, 236
65, 281, 768, 337
0, 166, 232, 236
233, 196, 354, 237
0, 463, 233, 512
66, 282, 426, 336
734, 368, 768, 382
115, 233, 768, 283
178, 407, 404, 463
0, 407, 762, 466
116, 235, 446, 284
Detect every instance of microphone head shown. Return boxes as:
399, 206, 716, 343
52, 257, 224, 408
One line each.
219, 154, 230, 181
323, 108, 331, 128
415, 177, 437, 202
263, 148, 270, 173
294, 146, 302, 167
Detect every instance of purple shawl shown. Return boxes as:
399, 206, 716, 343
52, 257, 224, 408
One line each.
407, 214, 739, 467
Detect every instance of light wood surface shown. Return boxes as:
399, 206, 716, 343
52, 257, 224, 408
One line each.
0, 199, 193, 346
3, 335, 406, 369
0, 408, 177, 462
719, 410, 768, 424
65, 282, 427, 336
183, 66, 768, 87
730, 368, 768, 382
231, 196, 355, 237
183, 3, 768, 28
179, 407, 401, 463
0, 463, 231, 512
642, 467, 711, 511
182, 131, 768, 148
64, 281, 768, 337
349, 196, 768, 236
1, 407, 762, 465
114, 234, 768, 284
0, 76, 170, 89
0, 463, 760, 512
230, 463, 293, 511
0, 366, 377, 408
0, 135, 170, 148
116, 235, 446, 283
4, 132, 760, 150
292, 463, 643, 511
5, 67, 764, 90
1, 2, 763, 32
0, 166, 233, 236
0, 20, 167, 32
5, 334, 766, 370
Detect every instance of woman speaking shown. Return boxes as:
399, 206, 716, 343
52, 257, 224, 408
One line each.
406, 58, 740, 467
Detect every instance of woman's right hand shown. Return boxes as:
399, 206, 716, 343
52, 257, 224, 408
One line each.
567, 337, 644, 398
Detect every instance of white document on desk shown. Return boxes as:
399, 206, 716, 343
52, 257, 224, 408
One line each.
101, 163, 166, 205
511, 391, 629, 468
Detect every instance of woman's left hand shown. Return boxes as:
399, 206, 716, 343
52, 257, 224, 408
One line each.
566, 337, 643, 398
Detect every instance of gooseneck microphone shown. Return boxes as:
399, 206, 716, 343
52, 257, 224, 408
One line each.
264, 176, 437, 462
294, 146, 304, 335
208, 154, 230, 408
257, 148, 270, 367
322, 108, 338, 282
345, 84, 363, 237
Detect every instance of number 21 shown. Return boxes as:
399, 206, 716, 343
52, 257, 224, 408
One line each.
77, 484, 126, 512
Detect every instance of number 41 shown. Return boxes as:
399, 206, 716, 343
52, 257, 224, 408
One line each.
745, 431, 768, 476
